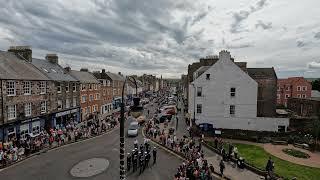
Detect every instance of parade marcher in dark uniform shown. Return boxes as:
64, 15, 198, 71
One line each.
144, 151, 150, 169
139, 153, 144, 174
127, 153, 131, 172
152, 147, 157, 164
133, 154, 138, 172
140, 144, 144, 153
137, 151, 142, 168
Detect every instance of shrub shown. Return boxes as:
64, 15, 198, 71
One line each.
282, 148, 310, 159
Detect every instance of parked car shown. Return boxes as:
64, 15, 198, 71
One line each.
127, 121, 139, 137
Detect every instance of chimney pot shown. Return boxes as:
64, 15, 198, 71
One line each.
46, 54, 58, 64
64, 67, 71, 72
8, 46, 32, 62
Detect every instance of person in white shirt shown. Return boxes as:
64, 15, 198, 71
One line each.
134, 139, 138, 148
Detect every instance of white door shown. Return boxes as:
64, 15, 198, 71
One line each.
32, 121, 40, 135
20, 124, 29, 140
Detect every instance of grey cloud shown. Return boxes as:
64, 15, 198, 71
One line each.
315, 32, 320, 39
191, 11, 209, 26
227, 43, 253, 49
296, 40, 306, 48
230, 11, 250, 33
307, 61, 320, 69
230, 0, 269, 33
255, 20, 272, 30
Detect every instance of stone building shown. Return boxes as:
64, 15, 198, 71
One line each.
0, 47, 54, 142
93, 69, 114, 119
287, 97, 320, 118
31, 54, 80, 128
70, 68, 101, 121
247, 68, 277, 117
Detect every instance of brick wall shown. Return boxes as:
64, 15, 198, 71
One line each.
79, 83, 101, 120
277, 77, 312, 106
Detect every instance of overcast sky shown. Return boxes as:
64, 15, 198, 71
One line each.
0, 0, 319, 78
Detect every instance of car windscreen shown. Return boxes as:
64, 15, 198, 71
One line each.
129, 124, 138, 130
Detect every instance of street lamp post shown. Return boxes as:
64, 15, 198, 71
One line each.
120, 76, 138, 180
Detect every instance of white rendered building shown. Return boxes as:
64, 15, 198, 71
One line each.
188, 50, 289, 132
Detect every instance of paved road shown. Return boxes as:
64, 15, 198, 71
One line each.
0, 103, 181, 180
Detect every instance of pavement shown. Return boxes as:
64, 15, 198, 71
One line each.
0, 103, 182, 180
173, 100, 263, 180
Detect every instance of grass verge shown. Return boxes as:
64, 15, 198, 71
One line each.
207, 141, 320, 180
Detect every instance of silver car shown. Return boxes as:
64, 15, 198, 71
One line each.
127, 122, 139, 137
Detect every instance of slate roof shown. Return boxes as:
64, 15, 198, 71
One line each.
106, 72, 125, 81
0, 51, 49, 80
311, 90, 320, 98
247, 68, 276, 80
127, 79, 143, 88
70, 70, 99, 83
194, 66, 211, 79
31, 58, 77, 82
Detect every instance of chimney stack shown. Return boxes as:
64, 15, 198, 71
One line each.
80, 68, 88, 72
46, 54, 58, 64
219, 50, 231, 62
102, 69, 106, 74
8, 46, 32, 62
64, 66, 71, 72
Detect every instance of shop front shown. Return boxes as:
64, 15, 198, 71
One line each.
1, 116, 46, 142
113, 97, 122, 112
52, 108, 80, 129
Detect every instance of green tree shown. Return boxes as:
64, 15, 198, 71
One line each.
311, 79, 320, 91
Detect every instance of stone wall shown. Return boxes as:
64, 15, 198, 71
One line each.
256, 78, 277, 117
1, 80, 55, 124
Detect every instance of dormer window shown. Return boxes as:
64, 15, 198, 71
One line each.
206, 74, 210, 80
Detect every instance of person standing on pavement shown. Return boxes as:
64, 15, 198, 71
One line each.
219, 159, 225, 177
266, 157, 274, 178
152, 147, 157, 164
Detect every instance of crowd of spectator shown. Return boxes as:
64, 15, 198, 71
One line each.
0, 118, 118, 168
145, 119, 225, 180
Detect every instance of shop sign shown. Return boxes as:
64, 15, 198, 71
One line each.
56, 108, 79, 117
21, 117, 40, 124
